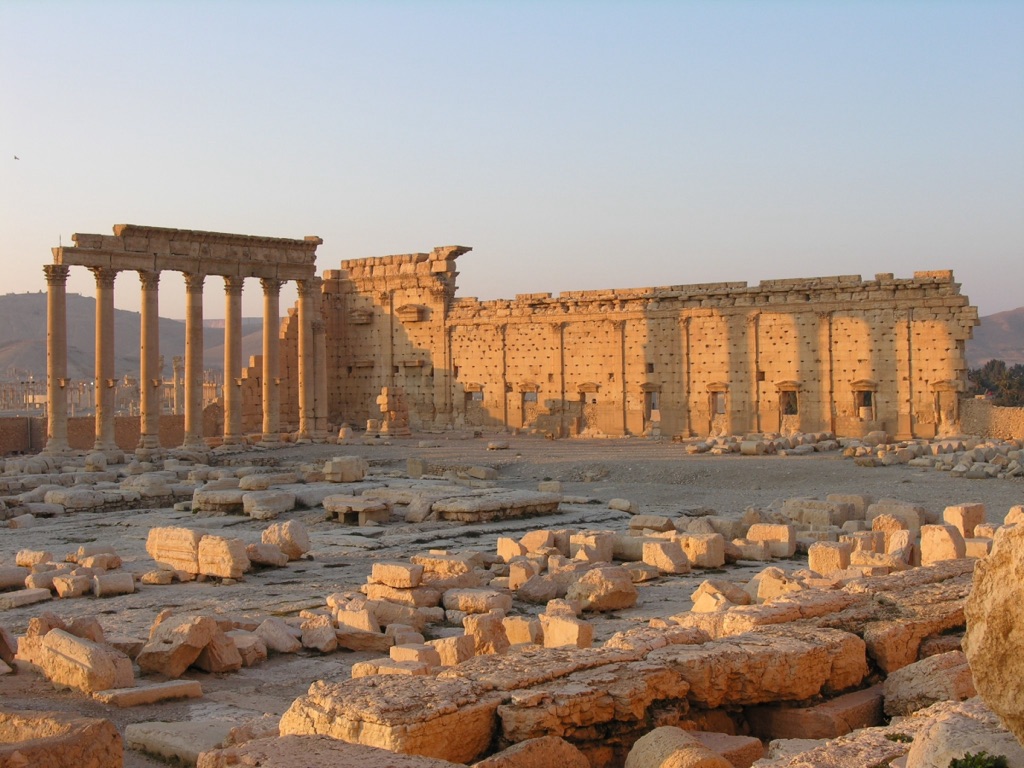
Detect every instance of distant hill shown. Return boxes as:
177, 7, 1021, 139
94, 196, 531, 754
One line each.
966, 307, 1024, 368
0, 293, 265, 381
0, 292, 1017, 380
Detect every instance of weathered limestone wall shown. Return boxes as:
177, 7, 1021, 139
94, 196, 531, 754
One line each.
960, 399, 1024, 440
297, 251, 977, 440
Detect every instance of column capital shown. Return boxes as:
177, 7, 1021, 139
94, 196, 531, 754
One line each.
89, 266, 118, 288
184, 272, 206, 294
260, 278, 283, 295
224, 275, 245, 295
43, 264, 70, 286
296, 279, 315, 298
138, 270, 161, 291
311, 319, 326, 334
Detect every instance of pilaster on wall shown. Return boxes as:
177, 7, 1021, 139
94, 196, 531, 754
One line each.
313, 260, 978, 440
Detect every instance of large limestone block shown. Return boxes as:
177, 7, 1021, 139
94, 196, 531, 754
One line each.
464, 611, 511, 656
43, 488, 106, 509
643, 540, 691, 574
539, 614, 592, 649
246, 543, 289, 568
192, 488, 246, 514
146, 527, 204, 575
883, 651, 976, 717
38, 628, 134, 693
443, 589, 513, 615
428, 634, 475, 667
473, 735, 590, 768
262, 520, 310, 560
198, 736, 462, 768
624, 726, 732, 768
193, 627, 244, 673
963, 523, 1024, 744
242, 490, 296, 520
94, 680, 203, 707
279, 676, 502, 764
566, 566, 638, 611
569, 531, 615, 563
365, 583, 443, 608
942, 503, 985, 539
255, 618, 302, 654
867, 500, 927, 537
783, 498, 856, 528
126, 720, 235, 767
678, 534, 726, 569
137, 615, 219, 678
745, 524, 797, 558
920, 524, 966, 566
238, 471, 300, 491
372, 561, 424, 588
0, 710, 124, 768
496, 660, 689, 746
646, 627, 867, 708
904, 698, 1024, 768
807, 541, 852, 577
324, 456, 369, 483
746, 685, 884, 740
198, 535, 251, 579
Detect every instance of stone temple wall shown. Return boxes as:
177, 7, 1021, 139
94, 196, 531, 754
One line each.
297, 250, 979, 440
960, 398, 1024, 441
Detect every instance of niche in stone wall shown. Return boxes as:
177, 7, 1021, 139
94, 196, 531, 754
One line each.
851, 379, 878, 422
396, 305, 426, 322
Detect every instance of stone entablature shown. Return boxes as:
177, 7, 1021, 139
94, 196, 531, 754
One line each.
44, 225, 327, 455
319, 252, 978, 441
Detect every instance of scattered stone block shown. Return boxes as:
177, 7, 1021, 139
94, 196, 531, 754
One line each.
279, 676, 503, 764
255, 617, 302, 654
0, 710, 123, 768
808, 541, 852, 577
242, 490, 296, 520
0, 587, 51, 610
137, 615, 219, 678
920, 524, 966, 566
942, 503, 985, 539
93, 572, 136, 597
746, 524, 797, 558
35, 628, 134, 693
198, 536, 250, 579
624, 726, 732, 768
464, 611, 510, 656
566, 566, 637, 611
192, 488, 246, 515
883, 650, 976, 717
642, 540, 691, 574
94, 680, 204, 707
963, 523, 1024, 744
126, 720, 234, 767
427, 634, 475, 666
678, 533, 726, 568
747, 685, 884, 740
539, 613, 593, 648
371, 562, 424, 589
262, 520, 310, 560
323, 456, 368, 483
246, 542, 289, 568
474, 735, 590, 768
226, 630, 268, 667
146, 527, 203, 575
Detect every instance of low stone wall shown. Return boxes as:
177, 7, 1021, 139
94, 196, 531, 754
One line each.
0, 409, 225, 455
961, 398, 1024, 440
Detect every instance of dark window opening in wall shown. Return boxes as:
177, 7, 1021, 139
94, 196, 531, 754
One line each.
393, 366, 400, 375
608, 373, 615, 382
523, 391, 538, 403
547, 373, 554, 383
856, 390, 873, 409
465, 390, 484, 403
646, 363, 655, 373
347, 366, 353, 374
757, 370, 766, 382
780, 390, 798, 415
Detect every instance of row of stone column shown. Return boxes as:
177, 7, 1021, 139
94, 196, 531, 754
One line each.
43, 264, 326, 454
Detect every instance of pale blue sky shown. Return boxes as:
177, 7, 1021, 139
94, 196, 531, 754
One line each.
2, 1, 1022, 318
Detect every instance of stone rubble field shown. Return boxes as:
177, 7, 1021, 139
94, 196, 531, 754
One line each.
0, 433, 1022, 768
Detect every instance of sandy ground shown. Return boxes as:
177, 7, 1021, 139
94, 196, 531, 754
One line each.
0, 434, 1020, 766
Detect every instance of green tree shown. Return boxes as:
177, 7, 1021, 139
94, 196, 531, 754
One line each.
968, 359, 1024, 407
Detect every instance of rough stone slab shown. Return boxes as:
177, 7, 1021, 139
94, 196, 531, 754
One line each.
0, 587, 51, 610
146, 527, 203, 575
0, 709, 124, 768
746, 685, 884, 740
37, 628, 135, 693
197, 736, 461, 768
431, 490, 561, 522
126, 720, 234, 767
473, 735, 590, 768
646, 627, 866, 709
94, 680, 204, 707
279, 675, 503, 764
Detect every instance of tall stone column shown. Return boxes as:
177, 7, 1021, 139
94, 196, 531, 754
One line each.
223, 276, 244, 444
296, 279, 314, 442
91, 266, 118, 452
313, 316, 328, 439
261, 278, 282, 445
172, 356, 184, 414
182, 272, 206, 449
43, 264, 71, 454
138, 271, 161, 451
